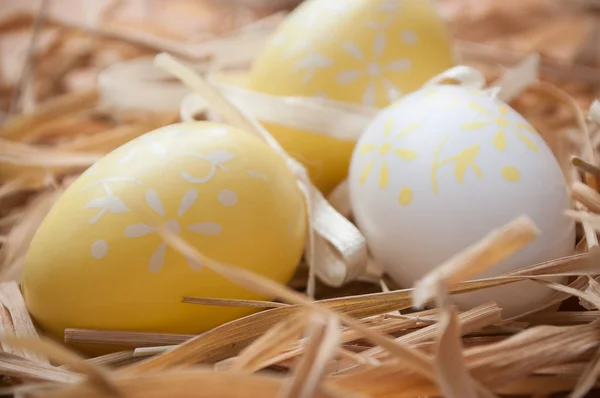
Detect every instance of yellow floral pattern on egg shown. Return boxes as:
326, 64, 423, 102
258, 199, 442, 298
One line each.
356, 119, 419, 205
23, 122, 307, 346
431, 139, 482, 194
348, 87, 574, 321
350, 85, 548, 206
462, 102, 539, 152
247, 0, 456, 194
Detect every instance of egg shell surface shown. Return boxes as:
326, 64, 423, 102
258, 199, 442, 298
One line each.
23, 122, 307, 343
348, 85, 575, 318
248, 0, 456, 194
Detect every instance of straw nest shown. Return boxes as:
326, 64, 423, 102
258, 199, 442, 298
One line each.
2, 1, 600, 397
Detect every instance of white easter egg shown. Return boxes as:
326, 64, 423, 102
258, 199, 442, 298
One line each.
348, 84, 575, 318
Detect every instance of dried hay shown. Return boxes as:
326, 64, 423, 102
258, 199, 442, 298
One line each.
1, 1, 600, 397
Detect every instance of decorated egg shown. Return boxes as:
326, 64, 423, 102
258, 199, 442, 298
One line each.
248, 0, 456, 194
348, 84, 575, 318
23, 122, 306, 346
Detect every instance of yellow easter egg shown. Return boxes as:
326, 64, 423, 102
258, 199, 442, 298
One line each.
22, 122, 306, 348
248, 0, 456, 193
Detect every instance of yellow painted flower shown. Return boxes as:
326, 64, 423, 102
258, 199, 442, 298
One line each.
366, 0, 403, 29
462, 101, 539, 152
357, 119, 419, 189
422, 87, 462, 109
431, 138, 483, 195
391, 86, 463, 114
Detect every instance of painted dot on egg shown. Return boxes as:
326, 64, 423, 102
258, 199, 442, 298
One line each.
402, 30, 417, 44
247, 170, 270, 181
502, 166, 521, 182
218, 190, 238, 206
494, 131, 507, 151
91, 240, 108, 259
398, 187, 413, 206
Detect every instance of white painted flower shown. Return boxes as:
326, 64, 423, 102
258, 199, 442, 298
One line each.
366, 0, 402, 29
91, 240, 108, 259
182, 150, 236, 184
336, 33, 412, 105
124, 189, 223, 273
82, 178, 142, 224
118, 134, 170, 164
294, 51, 333, 83
246, 169, 270, 181
118, 127, 231, 165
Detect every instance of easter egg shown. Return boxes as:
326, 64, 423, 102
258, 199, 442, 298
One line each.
23, 122, 307, 345
248, 0, 456, 194
348, 84, 575, 318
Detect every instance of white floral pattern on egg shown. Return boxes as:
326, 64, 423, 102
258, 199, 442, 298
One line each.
23, 122, 307, 346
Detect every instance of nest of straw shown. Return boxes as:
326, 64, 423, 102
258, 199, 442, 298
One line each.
2, 1, 600, 397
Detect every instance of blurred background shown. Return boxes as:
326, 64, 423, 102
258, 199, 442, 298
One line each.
0, 0, 599, 121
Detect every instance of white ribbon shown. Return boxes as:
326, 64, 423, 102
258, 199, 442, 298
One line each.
422, 55, 540, 103
423, 65, 487, 90
98, 58, 377, 142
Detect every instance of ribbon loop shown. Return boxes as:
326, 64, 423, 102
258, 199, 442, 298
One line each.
423, 66, 486, 90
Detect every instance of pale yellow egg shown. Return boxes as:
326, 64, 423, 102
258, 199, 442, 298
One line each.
248, 0, 456, 193
23, 122, 306, 349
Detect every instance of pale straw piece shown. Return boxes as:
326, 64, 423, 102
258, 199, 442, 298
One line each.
412, 216, 540, 309
280, 313, 341, 398
490, 53, 540, 102
0, 335, 119, 396
0, 282, 48, 364
143, 217, 438, 383
571, 181, 600, 213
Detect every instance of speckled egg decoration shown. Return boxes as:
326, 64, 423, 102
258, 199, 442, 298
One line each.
23, 122, 307, 344
348, 84, 575, 318
248, 0, 456, 194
